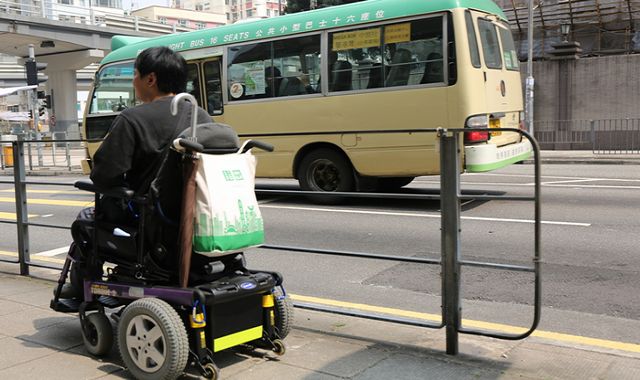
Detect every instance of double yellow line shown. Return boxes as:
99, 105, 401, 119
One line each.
290, 294, 640, 354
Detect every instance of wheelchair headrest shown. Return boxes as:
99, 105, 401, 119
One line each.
179, 122, 240, 152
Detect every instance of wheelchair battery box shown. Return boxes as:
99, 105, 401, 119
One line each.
197, 272, 277, 352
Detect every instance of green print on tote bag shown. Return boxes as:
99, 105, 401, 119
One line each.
193, 148, 264, 256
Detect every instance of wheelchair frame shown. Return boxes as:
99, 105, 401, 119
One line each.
50, 94, 290, 380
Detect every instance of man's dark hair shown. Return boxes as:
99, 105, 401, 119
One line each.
135, 47, 187, 94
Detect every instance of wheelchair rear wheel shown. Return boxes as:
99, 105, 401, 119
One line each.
273, 288, 293, 340
117, 298, 189, 380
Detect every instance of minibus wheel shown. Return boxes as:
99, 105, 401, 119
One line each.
298, 148, 355, 195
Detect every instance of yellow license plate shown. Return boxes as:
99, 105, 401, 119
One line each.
490, 119, 501, 136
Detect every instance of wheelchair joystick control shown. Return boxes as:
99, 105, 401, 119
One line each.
204, 261, 225, 275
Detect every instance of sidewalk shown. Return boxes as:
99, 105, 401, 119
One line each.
0, 266, 637, 380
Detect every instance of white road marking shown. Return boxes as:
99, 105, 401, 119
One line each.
413, 180, 640, 190
259, 205, 591, 227
36, 246, 70, 257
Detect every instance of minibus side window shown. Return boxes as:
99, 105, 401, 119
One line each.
465, 11, 481, 68
498, 25, 520, 71
478, 18, 502, 69
203, 60, 224, 115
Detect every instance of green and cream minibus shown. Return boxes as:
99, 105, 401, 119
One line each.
83, 0, 531, 192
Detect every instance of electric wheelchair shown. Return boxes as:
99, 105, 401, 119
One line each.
50, 94, 292, 380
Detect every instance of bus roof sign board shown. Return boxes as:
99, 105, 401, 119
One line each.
101, 0, 506, 65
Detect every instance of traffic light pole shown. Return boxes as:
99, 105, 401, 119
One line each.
27, 44, 44, 167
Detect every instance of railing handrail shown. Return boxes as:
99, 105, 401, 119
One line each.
2, 129, 542, 356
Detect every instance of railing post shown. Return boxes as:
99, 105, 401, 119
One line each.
12, 140, 30, 276
65, 133, 71, 171
27, 138, 33, 171
439, 129, 461, 355
590, 120, 595, 153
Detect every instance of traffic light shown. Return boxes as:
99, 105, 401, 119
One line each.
38, 105, 46, 118
25, 59, 48, 86
44, 94, 52, 109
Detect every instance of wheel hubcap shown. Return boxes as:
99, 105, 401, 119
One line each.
125, 315, 166, 373
309, 159, 340, 191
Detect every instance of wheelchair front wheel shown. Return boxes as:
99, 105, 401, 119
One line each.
82, 312, 113, 356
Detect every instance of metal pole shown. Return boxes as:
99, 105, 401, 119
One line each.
12, 140, 30, 276
439, 130, 461, 355
27, 44, 44, 167
525, 0, 535, 137
65, 132, 71, 171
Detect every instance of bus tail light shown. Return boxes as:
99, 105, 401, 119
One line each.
464, 115, 489, 143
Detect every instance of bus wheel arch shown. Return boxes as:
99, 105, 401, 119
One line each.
295, 145, 356, 193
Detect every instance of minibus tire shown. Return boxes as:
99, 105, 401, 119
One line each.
298, 148, 355, 199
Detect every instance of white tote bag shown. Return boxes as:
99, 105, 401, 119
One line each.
192, 147, 264, 256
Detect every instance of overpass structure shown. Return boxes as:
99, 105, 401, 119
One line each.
0, 1, 190, 136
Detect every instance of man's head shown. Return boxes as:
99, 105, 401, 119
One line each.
133, 47, 187, 102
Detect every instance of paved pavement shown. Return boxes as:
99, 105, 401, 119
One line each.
0, 264, 638, 379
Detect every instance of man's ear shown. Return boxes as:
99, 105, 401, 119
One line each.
146, 72, 157, 88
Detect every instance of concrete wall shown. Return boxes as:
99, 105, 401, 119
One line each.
530, 54, 640, 121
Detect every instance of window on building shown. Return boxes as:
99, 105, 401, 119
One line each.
196, 22, 206, 29
158, 17, 167, 24
246, 9, 252, 17
227, 35, 321, 101
178, 19, 188, 27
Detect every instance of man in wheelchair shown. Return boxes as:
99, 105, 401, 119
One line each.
59, 46, 240, 299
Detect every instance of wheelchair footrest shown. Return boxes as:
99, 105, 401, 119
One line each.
97, 296, 122, 308
50, 298, 82, 313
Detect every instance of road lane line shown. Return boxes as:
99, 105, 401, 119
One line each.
0, 197, 93, 207
412, 181, 640, 189
0, 250, 66, 264
0, 212, 37, 220
37, 246, 70, 257
260, 205, 591, 227
291, 294, 640, 354
0, 189, 84, 195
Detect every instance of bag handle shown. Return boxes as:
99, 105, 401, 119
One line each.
239, 140, 275, 154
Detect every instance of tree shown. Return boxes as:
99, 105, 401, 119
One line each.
285, 0, 366, 14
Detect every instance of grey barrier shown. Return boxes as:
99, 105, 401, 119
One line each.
534, 119, 640, 154
0, 129, 541, 356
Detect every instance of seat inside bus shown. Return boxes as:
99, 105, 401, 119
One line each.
385, 48, 412, 87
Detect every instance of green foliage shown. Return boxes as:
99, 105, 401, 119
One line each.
285, 0, 366, 14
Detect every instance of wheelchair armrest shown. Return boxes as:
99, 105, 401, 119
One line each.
74, 180, 135, 200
